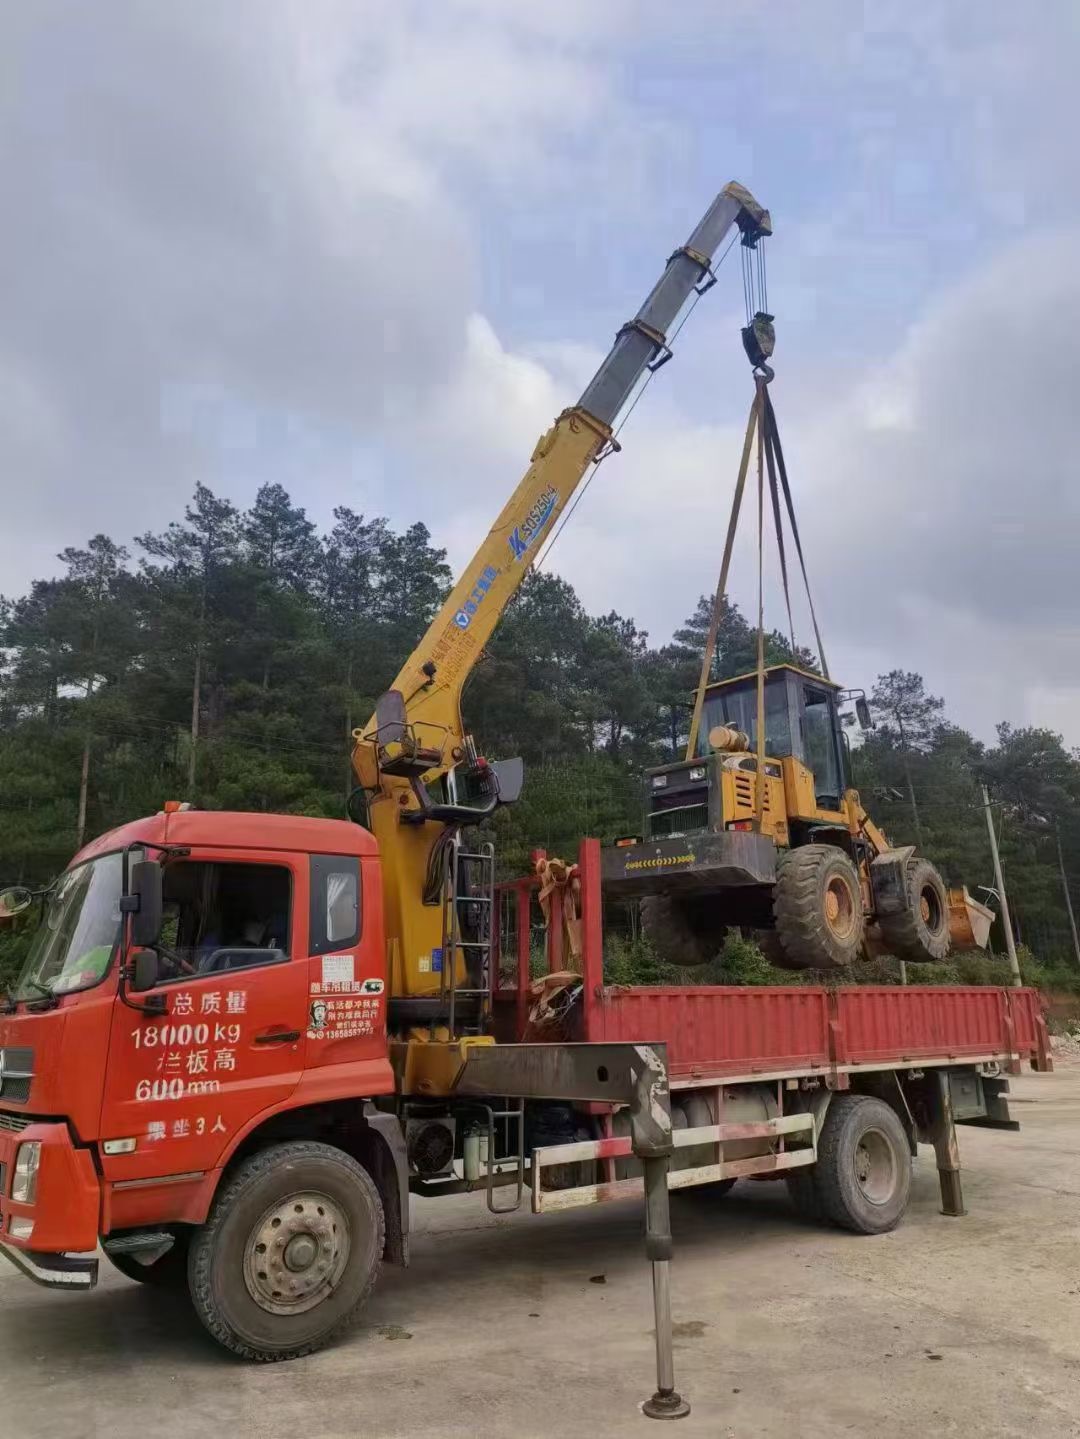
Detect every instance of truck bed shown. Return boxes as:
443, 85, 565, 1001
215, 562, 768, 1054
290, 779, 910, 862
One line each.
579, 980, 1049, 1082
495, 840, 1052, 1083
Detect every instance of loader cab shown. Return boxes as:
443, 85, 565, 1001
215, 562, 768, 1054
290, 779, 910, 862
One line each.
640, 665, 849, 842
698, 665, 848, 809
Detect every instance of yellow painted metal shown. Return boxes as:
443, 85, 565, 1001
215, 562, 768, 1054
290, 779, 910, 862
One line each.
720, 763, 788, 843
390, 1033, 496, 1098
948, 886, 994, 950
357, 410, 608, 998
703, 662, 842, 696
780, 756, 818, 822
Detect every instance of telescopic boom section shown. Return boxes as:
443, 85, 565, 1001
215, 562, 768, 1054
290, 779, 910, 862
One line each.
353, 183, 769, 1002
354, 182, 770, 781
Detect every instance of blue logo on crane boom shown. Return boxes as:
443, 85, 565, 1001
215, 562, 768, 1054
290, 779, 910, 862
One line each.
508, 487, 558, 562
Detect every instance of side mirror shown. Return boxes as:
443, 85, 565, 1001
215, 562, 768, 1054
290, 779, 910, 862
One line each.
855, 697, 873, 731
129, 860, 163, 947
0, 886, 33, 920
492, 757, 525, 806
131, 948, 160, 994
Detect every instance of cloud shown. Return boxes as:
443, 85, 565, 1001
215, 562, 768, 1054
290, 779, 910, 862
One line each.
0, 0, 618, 583
2, 1, 1078, 750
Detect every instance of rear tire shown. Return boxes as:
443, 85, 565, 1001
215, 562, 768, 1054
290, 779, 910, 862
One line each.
188, 1140, 384, 1361
815, 1094, 910, 1234
640, 893, 714, 967
773, 846, 866, 970
785, 1169, 824, 1222
878, 858, 950, 963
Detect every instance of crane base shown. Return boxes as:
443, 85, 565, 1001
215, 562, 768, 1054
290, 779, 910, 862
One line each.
642, 1390, 691, 1421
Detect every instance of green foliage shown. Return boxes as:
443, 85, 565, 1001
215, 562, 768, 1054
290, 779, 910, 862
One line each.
0, 923, 34, 992
1, 479, 1078, 999
603, 929, 792, 988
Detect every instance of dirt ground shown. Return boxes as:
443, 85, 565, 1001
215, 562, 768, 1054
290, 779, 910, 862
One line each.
3, 1057, 1080, 1439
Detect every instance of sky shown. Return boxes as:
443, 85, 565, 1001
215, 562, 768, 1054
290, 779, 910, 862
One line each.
3, 1, 1079, 743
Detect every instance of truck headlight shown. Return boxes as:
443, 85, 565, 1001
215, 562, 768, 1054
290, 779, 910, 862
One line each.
689, 767, 707, 782
12, 1141, 41, 1204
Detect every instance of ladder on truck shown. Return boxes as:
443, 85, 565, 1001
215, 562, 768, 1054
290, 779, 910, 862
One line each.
440, 835, 525, 1212
440, 834, 496, 1036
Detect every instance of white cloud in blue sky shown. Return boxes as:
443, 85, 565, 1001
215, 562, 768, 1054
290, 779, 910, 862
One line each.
2, 1, 1079, 740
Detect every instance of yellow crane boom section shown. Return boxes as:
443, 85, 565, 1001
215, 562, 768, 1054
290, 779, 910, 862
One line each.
352, 182, 770, 1002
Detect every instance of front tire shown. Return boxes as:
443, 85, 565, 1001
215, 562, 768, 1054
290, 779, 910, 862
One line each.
188, 1140, 385, 1361
773, 846, 866, 970
878, 858, 950, 963
640, 893, 713, 967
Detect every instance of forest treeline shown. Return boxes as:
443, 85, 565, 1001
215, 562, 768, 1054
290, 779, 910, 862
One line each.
2, 481, 1079, 989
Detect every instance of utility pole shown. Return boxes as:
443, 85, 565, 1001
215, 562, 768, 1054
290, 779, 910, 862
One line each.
982, 784, 1021, 987
1056, 825, 1080, 969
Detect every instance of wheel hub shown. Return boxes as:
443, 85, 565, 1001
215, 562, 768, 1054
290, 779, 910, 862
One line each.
243, 1191, 350, 1315
824, 875, 857, 941
853, 1128, 896, 1206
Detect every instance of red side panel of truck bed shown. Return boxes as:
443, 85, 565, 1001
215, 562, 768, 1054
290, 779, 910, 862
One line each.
495, 841, 1052, 1081
583, 981, 1046, 1080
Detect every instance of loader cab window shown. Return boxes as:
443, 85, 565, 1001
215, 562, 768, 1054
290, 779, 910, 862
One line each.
699, 676, 791, 759
154, 861, 292, 983
802, 686, 843, 810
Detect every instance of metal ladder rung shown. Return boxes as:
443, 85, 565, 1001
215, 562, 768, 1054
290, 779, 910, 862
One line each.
442, 837, 497, 1035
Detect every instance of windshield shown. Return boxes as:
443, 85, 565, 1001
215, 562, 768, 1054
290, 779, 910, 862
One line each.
13, 852, 125, 1000
698, 678, 791, 759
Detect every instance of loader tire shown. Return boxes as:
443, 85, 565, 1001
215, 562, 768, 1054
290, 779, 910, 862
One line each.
878, 858, 950, 964
773, 845, 865, 970
640, 893, 714, 967
752, 928, 786, 968
188, 1140, 384, 1361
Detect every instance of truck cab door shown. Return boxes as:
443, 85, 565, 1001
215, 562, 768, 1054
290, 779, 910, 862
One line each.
301, 853, 394, 1099
99, 853, 309, 1176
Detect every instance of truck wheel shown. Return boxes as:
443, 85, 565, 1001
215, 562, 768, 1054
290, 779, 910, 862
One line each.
785, 1169, 824, 1222
815, 1095, 910, 1234
773, 846, 865, 969
107, 1231, 190, 1288
878, 858, 950, 963
640, 894, 712, 967
188, 1140, 385, 1361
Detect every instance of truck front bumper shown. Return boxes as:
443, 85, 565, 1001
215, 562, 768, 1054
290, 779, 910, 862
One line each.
0, 1242, 97, 1289
0, 1118, 102, 1286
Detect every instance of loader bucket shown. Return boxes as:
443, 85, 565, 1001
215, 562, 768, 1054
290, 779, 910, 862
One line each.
947, 887, 994, 951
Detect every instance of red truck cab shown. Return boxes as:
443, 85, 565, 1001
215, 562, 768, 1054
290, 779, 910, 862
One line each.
0, 809, 400, 1295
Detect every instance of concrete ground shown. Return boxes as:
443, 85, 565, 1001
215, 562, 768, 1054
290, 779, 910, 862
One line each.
4, 1059, 1080, 1439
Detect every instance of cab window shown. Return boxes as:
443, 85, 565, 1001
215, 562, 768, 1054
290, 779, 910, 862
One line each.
309, 855, 361, 955
154, 861, 292, 983
700, 676, 791, 758
803, 687, 842, 808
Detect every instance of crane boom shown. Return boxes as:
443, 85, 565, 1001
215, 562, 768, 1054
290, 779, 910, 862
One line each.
352, 182, 770, 1003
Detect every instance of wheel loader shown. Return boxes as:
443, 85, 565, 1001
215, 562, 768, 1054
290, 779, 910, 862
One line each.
601, 662, 987, 970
